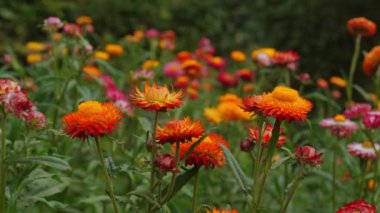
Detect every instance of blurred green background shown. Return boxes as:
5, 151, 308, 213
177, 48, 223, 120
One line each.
1, 0, 379, 77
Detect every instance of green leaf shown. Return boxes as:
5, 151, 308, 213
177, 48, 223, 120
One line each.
271, 156, 293, 170
305, 92, 340, 110
353, 84, 372, 103
7, 156, 71, 172
137, 117, 152, 132
220, 143, 250, 194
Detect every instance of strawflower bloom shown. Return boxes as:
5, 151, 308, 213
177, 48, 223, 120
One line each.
218, 71, 239, 87
63, 23, 81, 36
203, 107, 222, 124
26, 42, 46, 53
83, 66, 102, 80
206, 55, 227, 69
156, 117, 205, 144
320, 114, 358, 138
43, 16, 63, 32
130, 82, 183, 111
330, 76, 347, 88
336, 200, 376, 213
105, 44, 124, 57
271, 50, 300, 66
0, 79, 20, 95
174, 133, 228, 169
62, 101, 122, 140
363, 111, 380, 129
230, 50, 247, 62
181, 59, 202, 78
344, 103, 372, 119
235, 68, 253, 81
251, 48, 276, 61
295, 145, 323, 167
176, 51, 193, 62
206, 208, 239, 213
76, 16, 93, 25
93, 51, 110, 61
132, 69, 154, 82
347, 141, 380, 159
242, 86, 313, 122
362, 45, 380, 76
217, 94, 252, 122
347, 17, 377, 38
142, 59, 160, 70
22, 110, 47, 128
248, 123, 287, 148
317, 78, 329, 89
145, 28, 160, 38
1, 92, 33, 117
163, 61, 184, 79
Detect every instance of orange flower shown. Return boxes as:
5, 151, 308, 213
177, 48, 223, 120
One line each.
142, 59, 160, 70
174, 133, 228, 169
347, 17, 377, 37
83, 66, 101, 79
248, 123, 287, 148
316, 78, 329, 89
206, 208, 239, 213
27, 54, 43, 64
156, 117, 204, 144
230, 50, 246, 62
217, 94, 252, 122
330, 76, 347, 88
251, 48, 276, 61
242, 86, 312, 122
130, 82, 183, 111
62, 101, 122, 140
181, 59, 202, 78
363, 46, 380, 76
204, 107, 222, 124
76, 16, 93, 25
105, 44, 124, 57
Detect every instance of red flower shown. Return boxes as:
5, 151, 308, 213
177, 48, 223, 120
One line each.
347, 17, 377, 37
155, 154, 178, 173
362, 46, 380, 76
336, 200, 376, 213
271, 51, 300, 66
218, 71, 239, 87
248, 123, 287, 148
295, 145, 323, 167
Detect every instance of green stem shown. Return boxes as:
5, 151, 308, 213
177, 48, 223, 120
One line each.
254, 119, 282, 212
363, 130, 380, 204
94, 138, 118, 213
251, 119, 264, 209
148, 111, 159, 212
191, 169, 199, 213
332, 145, 337, 212
280, 167, 305, 213
346, 35, 362, 103
0, 110, 6, 213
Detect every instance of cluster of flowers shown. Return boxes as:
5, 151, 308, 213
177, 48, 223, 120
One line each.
0, 79, 46, 128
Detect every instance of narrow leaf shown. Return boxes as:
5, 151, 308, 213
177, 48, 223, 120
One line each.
7, 156, 71, 171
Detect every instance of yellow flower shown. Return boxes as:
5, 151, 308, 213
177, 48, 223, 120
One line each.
27, 54, 43, 64
142, 59, 160, 70
26, 42, 46, 53
204, 107, 222, 124
93, 51, 110, 61
251, 48, 276, 60
230, 50, 247, 62
329, 76, 347, 88
76, 16, 93, 25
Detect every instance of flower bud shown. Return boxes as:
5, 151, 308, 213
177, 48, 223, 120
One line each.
154, 154, 178, 173
240, 138, 254, 152
295, 145, 323, 167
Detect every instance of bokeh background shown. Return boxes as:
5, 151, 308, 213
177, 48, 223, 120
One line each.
1, 0, 380, 79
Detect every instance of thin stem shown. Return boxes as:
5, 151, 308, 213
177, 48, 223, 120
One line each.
191, 169, 200, 213
94, 138, 118, 213
148, 111, 159, 212
332, 144, 337, 212
0, 110, 7, 213
363, 130, 380, 204
280, 167, 305, 213
251, 119, 264, 207
346, 35, 362, 103
160, 141, 180, 204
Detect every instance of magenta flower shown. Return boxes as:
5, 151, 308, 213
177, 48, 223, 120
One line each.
22, 110, 47, 128
163, 61, 184, 79
145, 28, 160, 38
363, 111, 380, 129
320, 115, 358, 138
348, 141, 380, 160
63, 23, 81, 36
344, 103, 372, 119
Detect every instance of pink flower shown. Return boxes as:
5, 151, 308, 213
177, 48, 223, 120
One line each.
145, 28, 160, 38
163, 61, 184, 79
344, 103, 372, 119
132, 70, 154, 81
43, 16, 63, 32
0, 79, 20, 95
320, 115, 358, 138
101, 74, 116, 89
106, 88, 127, 101
1, 92, 33, 117
217, 71, 238, 87
347, 141, 380, 160
363, 111, 380, 129
63, 23, 81, 36
22, 110, 47, 128
256, 52, 272, 67
296, 73, 310, 82
295, 145, 323, 167
2, 54, 12, 64
114, 99, 134, 116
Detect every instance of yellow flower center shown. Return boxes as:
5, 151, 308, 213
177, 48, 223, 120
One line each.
363, 141, 373, 148
334, 114, 346, 122
272, 86, 299, 102
78, 101, 103, 113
